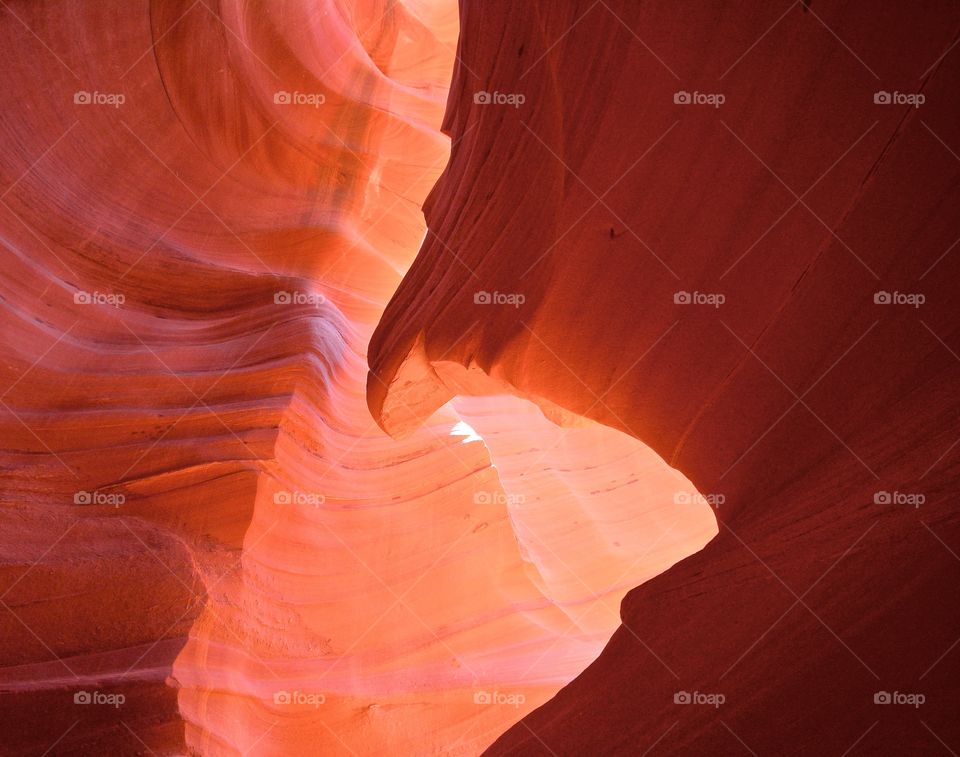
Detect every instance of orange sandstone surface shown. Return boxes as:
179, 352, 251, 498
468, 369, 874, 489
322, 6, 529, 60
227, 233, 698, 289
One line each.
0, 1, 714, 754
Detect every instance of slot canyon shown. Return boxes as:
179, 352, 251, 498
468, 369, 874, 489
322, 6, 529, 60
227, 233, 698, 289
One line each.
0, 1, 958, 755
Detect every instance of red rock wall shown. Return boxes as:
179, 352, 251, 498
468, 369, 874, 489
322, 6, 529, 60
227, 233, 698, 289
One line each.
368, 1, 960, 754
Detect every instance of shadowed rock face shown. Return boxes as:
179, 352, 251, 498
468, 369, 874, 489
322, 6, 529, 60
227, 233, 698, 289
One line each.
0, 1, 717, 754
367, 1, 960, 754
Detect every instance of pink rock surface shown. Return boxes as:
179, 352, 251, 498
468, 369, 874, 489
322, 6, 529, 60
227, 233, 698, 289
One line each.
0, 1, 714, 754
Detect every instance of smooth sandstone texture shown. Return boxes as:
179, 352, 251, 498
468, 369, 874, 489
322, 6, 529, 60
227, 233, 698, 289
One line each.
368, 1, 960, 755
0, 1, 714, 754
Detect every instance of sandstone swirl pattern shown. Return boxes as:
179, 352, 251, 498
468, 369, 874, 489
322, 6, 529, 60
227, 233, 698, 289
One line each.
0, 1, 714, 754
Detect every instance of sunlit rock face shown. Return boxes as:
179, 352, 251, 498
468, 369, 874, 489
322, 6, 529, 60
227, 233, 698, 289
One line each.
452, 395, 716, 626
369, 1, 960, 755
0, 1, 715, 754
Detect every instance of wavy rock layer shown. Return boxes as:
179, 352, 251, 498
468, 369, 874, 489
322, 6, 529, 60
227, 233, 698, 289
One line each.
369, 1, 960, 754
0, 1, 714, 754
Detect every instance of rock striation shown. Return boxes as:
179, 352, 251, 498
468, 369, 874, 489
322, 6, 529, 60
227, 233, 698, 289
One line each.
0, 1, 715, 754
368, 1, 960, 754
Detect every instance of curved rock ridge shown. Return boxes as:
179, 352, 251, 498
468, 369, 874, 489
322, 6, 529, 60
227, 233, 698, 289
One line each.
452, 395, 716, 618
367, 1, 960, 754
0, 1, 715, 754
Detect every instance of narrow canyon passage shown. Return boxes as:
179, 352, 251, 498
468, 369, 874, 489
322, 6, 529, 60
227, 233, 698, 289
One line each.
2, 1, 958, 755
0, 1, 717, 754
